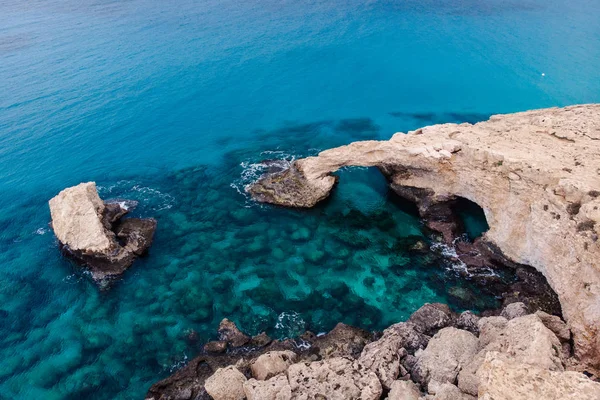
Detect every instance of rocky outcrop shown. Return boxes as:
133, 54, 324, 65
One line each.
248, 104, 600, 371
478, 352, 600, 400
49, 182, 156, 287
218, 318, 251, 348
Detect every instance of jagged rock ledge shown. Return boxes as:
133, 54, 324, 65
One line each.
49, 182, 157, 287
146, 303, 600, 400
247, 104, 600, 372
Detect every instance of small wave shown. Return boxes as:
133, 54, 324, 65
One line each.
432, 238, 499, 278
62, 273, 83, 284
34, 227, 49, 235
98, 180, 175, 212
274, 311, 306, 339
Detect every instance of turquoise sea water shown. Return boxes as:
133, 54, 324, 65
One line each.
1, 0, 600, 398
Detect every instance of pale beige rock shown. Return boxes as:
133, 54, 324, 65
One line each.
287, 357, 382, 400
427, 381, 476, 400
49, 182, 113, 252
250, 351, 297, 380
243, 375, 292, 400
204, 366, 247, 400
386, 380, 421, 400
359, 328, 405, 389
458, 314, 564, 396
500, 302, 528, 320
412, 327, 478, 389
249, 104, 600, 370
478, 352, 600, 400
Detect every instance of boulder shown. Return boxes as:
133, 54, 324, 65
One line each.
427, 381, 475, 400
250, 351, 297, 380
247, 105, 600, 371
243, 375, 292, 400
386, 380, 421, 400
218, 318, 250, 348
204, 366, 247, 400
500, 302, 528, 320
359, 327, 407, 389
383, 322, 431, 354
458, 314, 565, 396
411, 327, 478, 389
408, 303, 452, 335
49, 182, 156, 286
478, 352, 600, 400
287, 357, 382, 400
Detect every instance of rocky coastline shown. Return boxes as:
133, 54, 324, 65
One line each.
248, 104, 600, 372
147, 105, 600, 399
146, 302, 600, 400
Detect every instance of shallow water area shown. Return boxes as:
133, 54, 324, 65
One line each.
1, 0, 600, 399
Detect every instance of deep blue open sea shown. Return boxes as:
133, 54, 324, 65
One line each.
1, 0, 599, 398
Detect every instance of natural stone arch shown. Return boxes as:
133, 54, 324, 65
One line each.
249, 105, 600, 372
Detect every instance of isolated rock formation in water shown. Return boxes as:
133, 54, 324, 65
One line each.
248, 104, 600, 372
147, 303, 600, 400
49, 182, 157, 286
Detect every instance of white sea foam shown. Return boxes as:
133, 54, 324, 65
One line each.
34, 227, 48, 235
168, 353, 188, 372
99, 180, 175, 212
274, 311, 306, 339
432, 238, 499, 278
230, 150, 296, 206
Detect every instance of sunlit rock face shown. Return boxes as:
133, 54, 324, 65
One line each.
249, 104, 600, 371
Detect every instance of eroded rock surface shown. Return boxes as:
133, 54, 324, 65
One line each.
49, 182, 156, 286
411, 327, 478, 389
250, 351, 297, 380
248, 104, 600, 370
478, 352, 600, 400
287, 357, 382, 400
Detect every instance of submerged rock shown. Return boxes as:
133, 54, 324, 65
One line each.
49, 182, 156, 286
247, 104, 600, 371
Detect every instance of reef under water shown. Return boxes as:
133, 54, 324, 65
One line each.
0, 120, 514, 400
